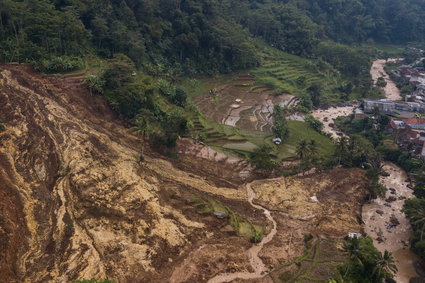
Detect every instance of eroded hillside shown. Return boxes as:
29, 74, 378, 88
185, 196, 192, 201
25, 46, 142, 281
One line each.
0, 65, 369, 282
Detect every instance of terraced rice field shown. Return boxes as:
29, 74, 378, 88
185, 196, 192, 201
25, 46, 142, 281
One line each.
252, 50, 341, 102
193, 73, 298, 132
260, 59, 323, 85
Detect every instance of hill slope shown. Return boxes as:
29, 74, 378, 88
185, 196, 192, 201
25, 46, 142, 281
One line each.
0, 65, 369, 282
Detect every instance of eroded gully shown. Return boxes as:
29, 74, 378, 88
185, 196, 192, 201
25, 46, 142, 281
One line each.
207, 184, 277, 283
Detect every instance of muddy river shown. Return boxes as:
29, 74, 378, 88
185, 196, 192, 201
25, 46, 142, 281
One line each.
312, 58, 419, 282
362, 162, 419, 282
371, 58, 403, 101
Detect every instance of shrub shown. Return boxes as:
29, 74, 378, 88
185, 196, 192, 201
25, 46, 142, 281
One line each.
33, 56, 84, 73
305, 115, 324, 133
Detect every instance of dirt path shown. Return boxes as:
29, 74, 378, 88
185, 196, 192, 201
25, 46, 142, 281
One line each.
362, 162, 419, 283
207, 184, 277, 283
370, 58, 403, 101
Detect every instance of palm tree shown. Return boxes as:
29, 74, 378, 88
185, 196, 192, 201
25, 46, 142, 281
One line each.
308, 139, 318, 157
373, 250, 398, 279
296, 140, 309, 160
296, 140, 310, 175
336, 137, 349, 165
342, 238, 364, 276
131, 109, 157, 155
407, 205, 425, 240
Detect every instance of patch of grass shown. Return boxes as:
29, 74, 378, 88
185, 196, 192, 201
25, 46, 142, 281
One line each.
0, 123, 5, 132
190, 112, 334, 161
370, 43, 404, 57
270, 238, 345, 283
189, 195, 264, 242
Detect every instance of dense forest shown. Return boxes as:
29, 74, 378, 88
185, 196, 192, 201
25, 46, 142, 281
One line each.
1, 0, 425, 74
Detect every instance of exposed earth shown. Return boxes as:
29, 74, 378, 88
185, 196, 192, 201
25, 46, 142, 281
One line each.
0, 65, 371, 282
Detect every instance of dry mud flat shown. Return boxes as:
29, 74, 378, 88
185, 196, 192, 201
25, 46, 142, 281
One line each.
362, 162, 420, 283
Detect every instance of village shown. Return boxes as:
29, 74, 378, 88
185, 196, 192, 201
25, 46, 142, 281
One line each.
355, 58, 425, 160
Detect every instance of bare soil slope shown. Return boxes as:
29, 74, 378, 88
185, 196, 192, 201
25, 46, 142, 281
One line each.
0, 65, 369, 283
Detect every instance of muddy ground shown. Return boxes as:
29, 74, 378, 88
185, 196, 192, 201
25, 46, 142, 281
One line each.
0, 65, 369, 282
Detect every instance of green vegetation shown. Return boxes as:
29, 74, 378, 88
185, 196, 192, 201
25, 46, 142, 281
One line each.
190, 196, 264, 242
404, 198, 425, 261
252, 46, 337, 98
269, 236, 396, 283
272, 105, 289, 140
0, 123, 5, 133
2, 0, 425, 76
269, 238, 346, 282
333, 237, 397, 283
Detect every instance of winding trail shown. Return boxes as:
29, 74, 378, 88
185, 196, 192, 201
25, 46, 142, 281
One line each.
208, 184, 277, 283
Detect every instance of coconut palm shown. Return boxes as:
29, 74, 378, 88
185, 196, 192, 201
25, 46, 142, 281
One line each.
342, 238, 364, 277
131, 109, 158, 154
296, 140, 309, 160
336, 136, 349, 165
405, 204, 425, 240
296, 140, 310, 175
373, 250, 398, 279
308, 139, 318, 157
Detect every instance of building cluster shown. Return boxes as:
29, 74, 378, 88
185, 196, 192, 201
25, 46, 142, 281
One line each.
386, 118, 425, 159
391, 59, 425, 104
362, 99, 425, 115
353, 57, 425, 159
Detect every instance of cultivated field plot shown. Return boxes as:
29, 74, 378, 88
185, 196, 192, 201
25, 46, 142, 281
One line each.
193, 73, 298, 132
269, 238, 346, 283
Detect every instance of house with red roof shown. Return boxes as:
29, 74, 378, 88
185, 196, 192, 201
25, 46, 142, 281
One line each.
387, 118, 425, 158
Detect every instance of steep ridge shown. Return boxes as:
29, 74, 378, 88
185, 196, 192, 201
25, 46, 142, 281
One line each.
0, 65, 370, 283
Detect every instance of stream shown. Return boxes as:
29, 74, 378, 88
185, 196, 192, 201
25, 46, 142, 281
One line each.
207, 184, 277, 283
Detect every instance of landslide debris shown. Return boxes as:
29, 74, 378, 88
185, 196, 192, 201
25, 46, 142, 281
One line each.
0, 65, 370, 283
0, 65, 259, 282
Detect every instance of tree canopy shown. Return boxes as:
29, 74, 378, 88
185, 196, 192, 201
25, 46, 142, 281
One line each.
2, 0, 425, 74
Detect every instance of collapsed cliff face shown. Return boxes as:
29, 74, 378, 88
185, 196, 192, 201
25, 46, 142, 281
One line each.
0, 65, 370, 283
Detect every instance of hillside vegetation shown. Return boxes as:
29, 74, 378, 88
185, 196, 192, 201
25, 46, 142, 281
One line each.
1, 0, 425, 75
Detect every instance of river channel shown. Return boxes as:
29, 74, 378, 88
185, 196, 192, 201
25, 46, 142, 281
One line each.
312, 58, 419, 282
